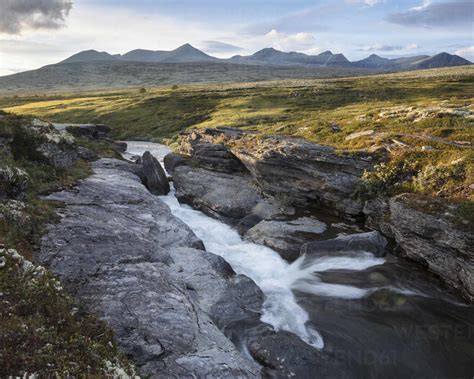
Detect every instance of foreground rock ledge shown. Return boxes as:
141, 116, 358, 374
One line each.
38, 159, 260, 378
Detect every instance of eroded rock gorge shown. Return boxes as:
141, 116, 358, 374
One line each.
169, 127, 474, 301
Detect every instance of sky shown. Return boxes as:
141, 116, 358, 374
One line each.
0, 0, 473, 76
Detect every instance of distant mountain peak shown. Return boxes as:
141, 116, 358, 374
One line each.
253, 47, 281, 55
414, 52, 471, 69
58, 44, 472, 70
174, 43, 199, 51
61, 50, 118, 64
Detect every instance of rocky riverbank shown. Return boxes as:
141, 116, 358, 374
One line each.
37, 153, 359, 377
167, 127, 473, 301
38, 158, 261, 377
3, 115, 472, 377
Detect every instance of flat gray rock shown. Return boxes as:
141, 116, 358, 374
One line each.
245, 217, 327, 261
173, 165, 264, 224
38, 158, 260, 378
301, 231, 388, 258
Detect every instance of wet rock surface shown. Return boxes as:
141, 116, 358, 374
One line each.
301, 231, 388, 258
245, 217, 327, 261
38, 159, 261, 378
388, 194, 474, 301
363, 194, 474, 301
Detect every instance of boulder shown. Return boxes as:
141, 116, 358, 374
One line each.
65, 123, 111, 139
301, 231, 388, 258
245, 217, 327, 261
0, 166, 29, 200
172, 165, 264, 224
77, 146, 99, 161
114, 141, 128, 153
210, 274, 351, 378
26, 119, 79, 168
163, 152, 189, 174
36, 141, 79, 168
191, 142, 247, 173
247, 330, 349, 378
141, 151, 170, 195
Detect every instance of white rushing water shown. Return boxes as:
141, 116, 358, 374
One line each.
125, 142, 386, 349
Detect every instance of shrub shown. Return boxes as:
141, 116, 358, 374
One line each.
358, 158, 420, 197
413, 160, 466, 194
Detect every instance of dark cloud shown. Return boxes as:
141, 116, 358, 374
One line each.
386, 0, 473, 28
200, 41, 243, 54
0, 0, 73, 34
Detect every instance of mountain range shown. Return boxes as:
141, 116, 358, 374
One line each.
61, 43, 471, 70
0, 44, 471, 93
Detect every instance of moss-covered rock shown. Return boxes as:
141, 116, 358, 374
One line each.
0, 166, 29, 200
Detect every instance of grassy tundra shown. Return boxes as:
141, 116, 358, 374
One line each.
1, 66, 473, 204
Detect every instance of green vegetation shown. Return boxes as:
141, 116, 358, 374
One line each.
1, 66, 473, 201
0, 250, 134, 377
0, 114, 133, 377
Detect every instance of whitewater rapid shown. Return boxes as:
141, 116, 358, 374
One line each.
125, 142, 387, 349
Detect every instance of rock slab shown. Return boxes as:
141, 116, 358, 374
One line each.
38, 159, 260, 378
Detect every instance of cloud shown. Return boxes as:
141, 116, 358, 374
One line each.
359, 43, 419, 52
265, 30, 316, 52
0, 39, 69, 54
0, 0, 72, 34
386, 0, 473, 28
455, 46, 474, 61
410, 0, 432, 11
199, 41, 243, 54
242, 6, 330, 35
347, 0, 383, 6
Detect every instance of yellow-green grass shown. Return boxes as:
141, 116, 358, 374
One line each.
1, 66, 473, 200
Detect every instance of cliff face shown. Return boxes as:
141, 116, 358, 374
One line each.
366, 194, 474, 301
171, 128, 473, 301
